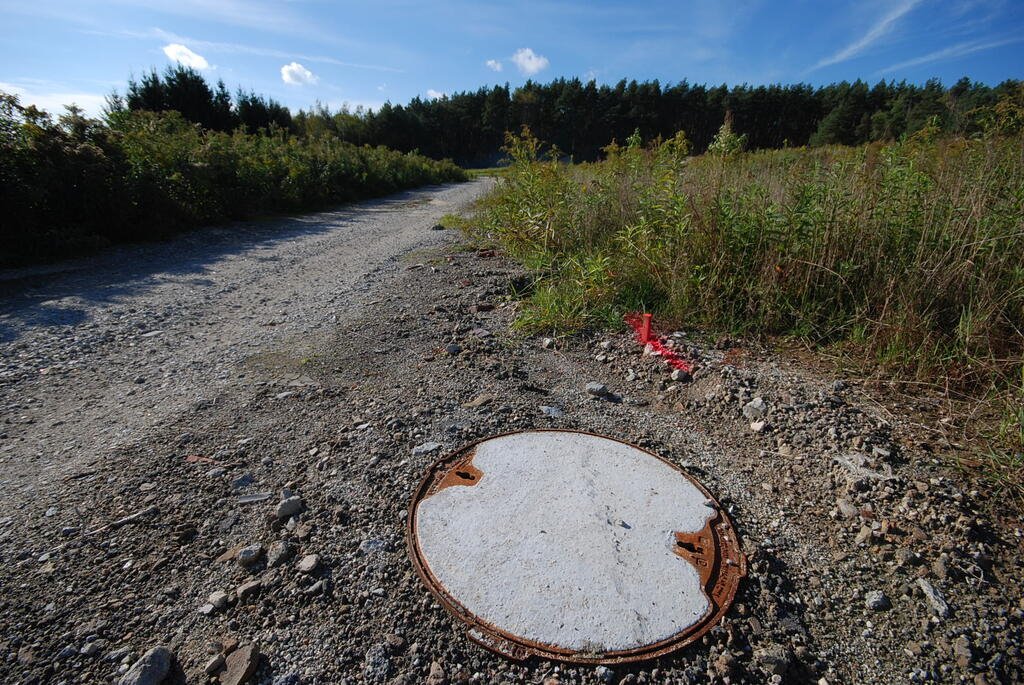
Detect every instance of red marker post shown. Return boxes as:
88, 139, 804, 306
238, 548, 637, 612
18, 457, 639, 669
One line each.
640, 313, 652, 344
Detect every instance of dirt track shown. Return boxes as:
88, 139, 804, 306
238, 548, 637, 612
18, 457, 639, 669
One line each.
0, 179, 1021, 684
0, 180, 490, 490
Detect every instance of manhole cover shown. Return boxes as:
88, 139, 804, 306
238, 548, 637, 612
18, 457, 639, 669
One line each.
407, 430, 746, 664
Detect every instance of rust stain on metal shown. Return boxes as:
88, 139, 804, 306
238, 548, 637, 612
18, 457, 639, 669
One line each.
406, 429, 747, 665
673, 519, 717, 588
433, 451, 484, 493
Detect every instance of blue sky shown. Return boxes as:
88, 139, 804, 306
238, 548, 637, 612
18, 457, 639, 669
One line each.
1, 0, 1022, 117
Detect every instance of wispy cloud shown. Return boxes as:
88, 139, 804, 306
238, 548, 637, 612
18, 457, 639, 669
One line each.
162, 43, 210, 70
426, 89, 446, 99
281, 62, 318, 86
95, 28, 403, 73
511, 47, 549, 76
811, 0, 922, 71
0, 80, 108, 118
485, 59, 503, 72
107, 0, 337, 43
878, 35, 1024, 73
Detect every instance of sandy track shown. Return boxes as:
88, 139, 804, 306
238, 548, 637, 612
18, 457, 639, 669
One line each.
0, 180, 490, 490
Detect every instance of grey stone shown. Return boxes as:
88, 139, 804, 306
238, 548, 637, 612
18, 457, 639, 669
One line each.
444, 343, 461, 356
954, 636, 973, 667
932, 556, 950, 581
205, 654, 226, 676
670, 368, 692, 383
104, 646, 132, 663
231, 473, 255, 489
237, 580, 261, 601
359, 538, 390, 555
425, 660, 447, 685
865, 590, 891, 611
743, 397, 766, 420
540, 405, 564, 418
208, 590, 230, 610
236, 543, 264, 568
895, 548, 918, 566
238, 492, 273, 505
585, 382, 609, 397
363, 643, 393, 683
412, 442, 442, 456
917, 578, 950, 618
276, 496, 304, 520
267, 540, 294, 568
836, 499, 859, 519
117, 645, 173, 685
297, 554, 320, 574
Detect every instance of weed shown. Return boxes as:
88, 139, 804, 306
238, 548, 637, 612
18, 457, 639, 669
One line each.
467, 125, 1024, 487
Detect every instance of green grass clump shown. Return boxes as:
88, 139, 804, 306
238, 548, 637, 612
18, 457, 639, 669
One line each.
468, 124, 1024, 477
0, 95, 466, 264
465, 166, 509, 179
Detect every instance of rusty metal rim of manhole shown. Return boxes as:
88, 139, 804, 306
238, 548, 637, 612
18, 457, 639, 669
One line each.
406, 429, 747, 665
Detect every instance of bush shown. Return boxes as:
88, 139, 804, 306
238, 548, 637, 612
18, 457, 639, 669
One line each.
0, 94, 466, 264
469, 126, 1024, 459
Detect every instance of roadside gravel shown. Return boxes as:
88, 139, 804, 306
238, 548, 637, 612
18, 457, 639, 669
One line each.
1, 178, 1021, 684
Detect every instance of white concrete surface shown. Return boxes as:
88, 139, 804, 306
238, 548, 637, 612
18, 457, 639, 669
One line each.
415, 431, 716, 653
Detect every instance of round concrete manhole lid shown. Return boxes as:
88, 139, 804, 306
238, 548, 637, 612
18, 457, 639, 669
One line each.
407, 430, 746, 664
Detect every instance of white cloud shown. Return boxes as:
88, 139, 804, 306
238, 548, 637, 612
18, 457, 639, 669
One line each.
485, 59, 503, 72
104, 27, 403, 73
511, 47, 549, 76
0, 81, 107, 118
426, 89, 446, 100
281, 62, 318, 86
812, 0, 922, 71
162, 43, 210, 70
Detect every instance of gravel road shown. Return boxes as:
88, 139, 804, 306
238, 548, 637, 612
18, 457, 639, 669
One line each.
1, 178, 1021, 685
0, 180, 489, 491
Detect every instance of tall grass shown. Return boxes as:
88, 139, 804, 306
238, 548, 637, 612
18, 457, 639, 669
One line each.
468, 126, 1024, 471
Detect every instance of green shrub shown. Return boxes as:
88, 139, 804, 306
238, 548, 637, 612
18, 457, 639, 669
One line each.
0, 95, 466, 264
469, 125, 1024, 460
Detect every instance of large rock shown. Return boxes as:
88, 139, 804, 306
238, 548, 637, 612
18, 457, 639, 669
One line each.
221, 643, 260, 685
118, 645, 172, 685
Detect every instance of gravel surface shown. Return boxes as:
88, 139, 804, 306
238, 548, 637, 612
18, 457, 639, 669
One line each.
1, 178, 1022, 684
